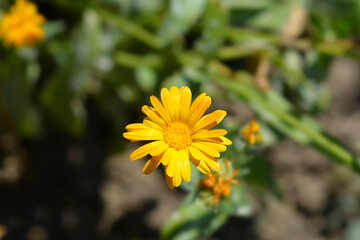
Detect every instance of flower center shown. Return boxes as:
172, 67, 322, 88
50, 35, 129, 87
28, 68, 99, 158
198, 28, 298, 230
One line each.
163, 122, 192, 150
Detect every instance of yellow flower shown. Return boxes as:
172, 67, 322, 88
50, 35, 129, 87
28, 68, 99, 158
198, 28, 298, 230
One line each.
123, 86, 232, 189
199, 161, 239, 205
242, 119, 262, 145
0, 0, 45, 48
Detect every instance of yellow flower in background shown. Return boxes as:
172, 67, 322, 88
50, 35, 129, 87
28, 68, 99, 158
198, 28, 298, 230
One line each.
242, 119, 262, 145
0, 0, 45, 48
123, 86, 232, 189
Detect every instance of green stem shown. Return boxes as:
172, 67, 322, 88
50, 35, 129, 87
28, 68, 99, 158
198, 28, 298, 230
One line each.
226, 27, 281, 44
217, 45, 265, 60
114, 51, 162, 68
97, 9, 161, 49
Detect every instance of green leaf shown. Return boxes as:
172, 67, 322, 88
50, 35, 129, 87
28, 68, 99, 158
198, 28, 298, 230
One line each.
114, 51, 162, 69
40, 9, 111, 135
0, 54, 40, 137
40, 72, 85, 136
43, 21, 66, 41
226, 27, 280, 47
247, 2, 292, 31
97, 9, 161, 49
71, 9, 103, 96
160, 201, 229, 240
161, 201, 212, 240
157, 0, 207, 46
195, 0, 229, 57
223, 0, 271, 9
135, 66, 158, 93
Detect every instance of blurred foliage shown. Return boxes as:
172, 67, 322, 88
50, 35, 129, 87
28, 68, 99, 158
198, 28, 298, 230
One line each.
1, 0, 360, 239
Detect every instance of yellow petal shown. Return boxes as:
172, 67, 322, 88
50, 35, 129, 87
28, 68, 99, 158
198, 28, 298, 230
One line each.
179, 86, 192, 122
173, 159, 182, 187
219, 136, 232, 145
142, 105, 167, 128
143, 157, 162, 175
165, 169, 174, 189
201, 154, 220, 171
143, 117, 163, 131
190, 145, 220, 171
193, 141, 227, 153
192, 110, 226, 133
129, 141, 165, 160
169, 86, 181, 121
191, 142, 220, 158
161, 88, 171, 111
179, 149, 191, 182
188, 93, 206, 117
203, 136, 232, 145
166, 150, 179, 177
125, 123, 149, 131
189, 156, 211, 175
150, 96, 171, 124
188, 96, 211, 128
192, 129, 228, 140
161, 147, 176, 165
123, 128, 163, 142
201, 162, 212, 174
149, 141, 169, 156
198, 161, 211, 174
188, 146, 211, 174
188, 145, 202, 160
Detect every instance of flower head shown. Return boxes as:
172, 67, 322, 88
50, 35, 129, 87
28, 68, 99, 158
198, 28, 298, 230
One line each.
123, 86, 232, 189
242, 119, 261, 145
199, 160, 239, 205
0, 0, 46, 48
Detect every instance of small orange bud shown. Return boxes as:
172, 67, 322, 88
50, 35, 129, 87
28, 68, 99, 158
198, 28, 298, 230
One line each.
242, 119, 262, 145
200, 173, 216, 188
199, 164, 240, 205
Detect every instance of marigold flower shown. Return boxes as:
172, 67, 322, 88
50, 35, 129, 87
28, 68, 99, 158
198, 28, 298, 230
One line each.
242, 119, 262, 145
199, 163, 239, 205
0, 0, 45, 48
123, 86, 232, 189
